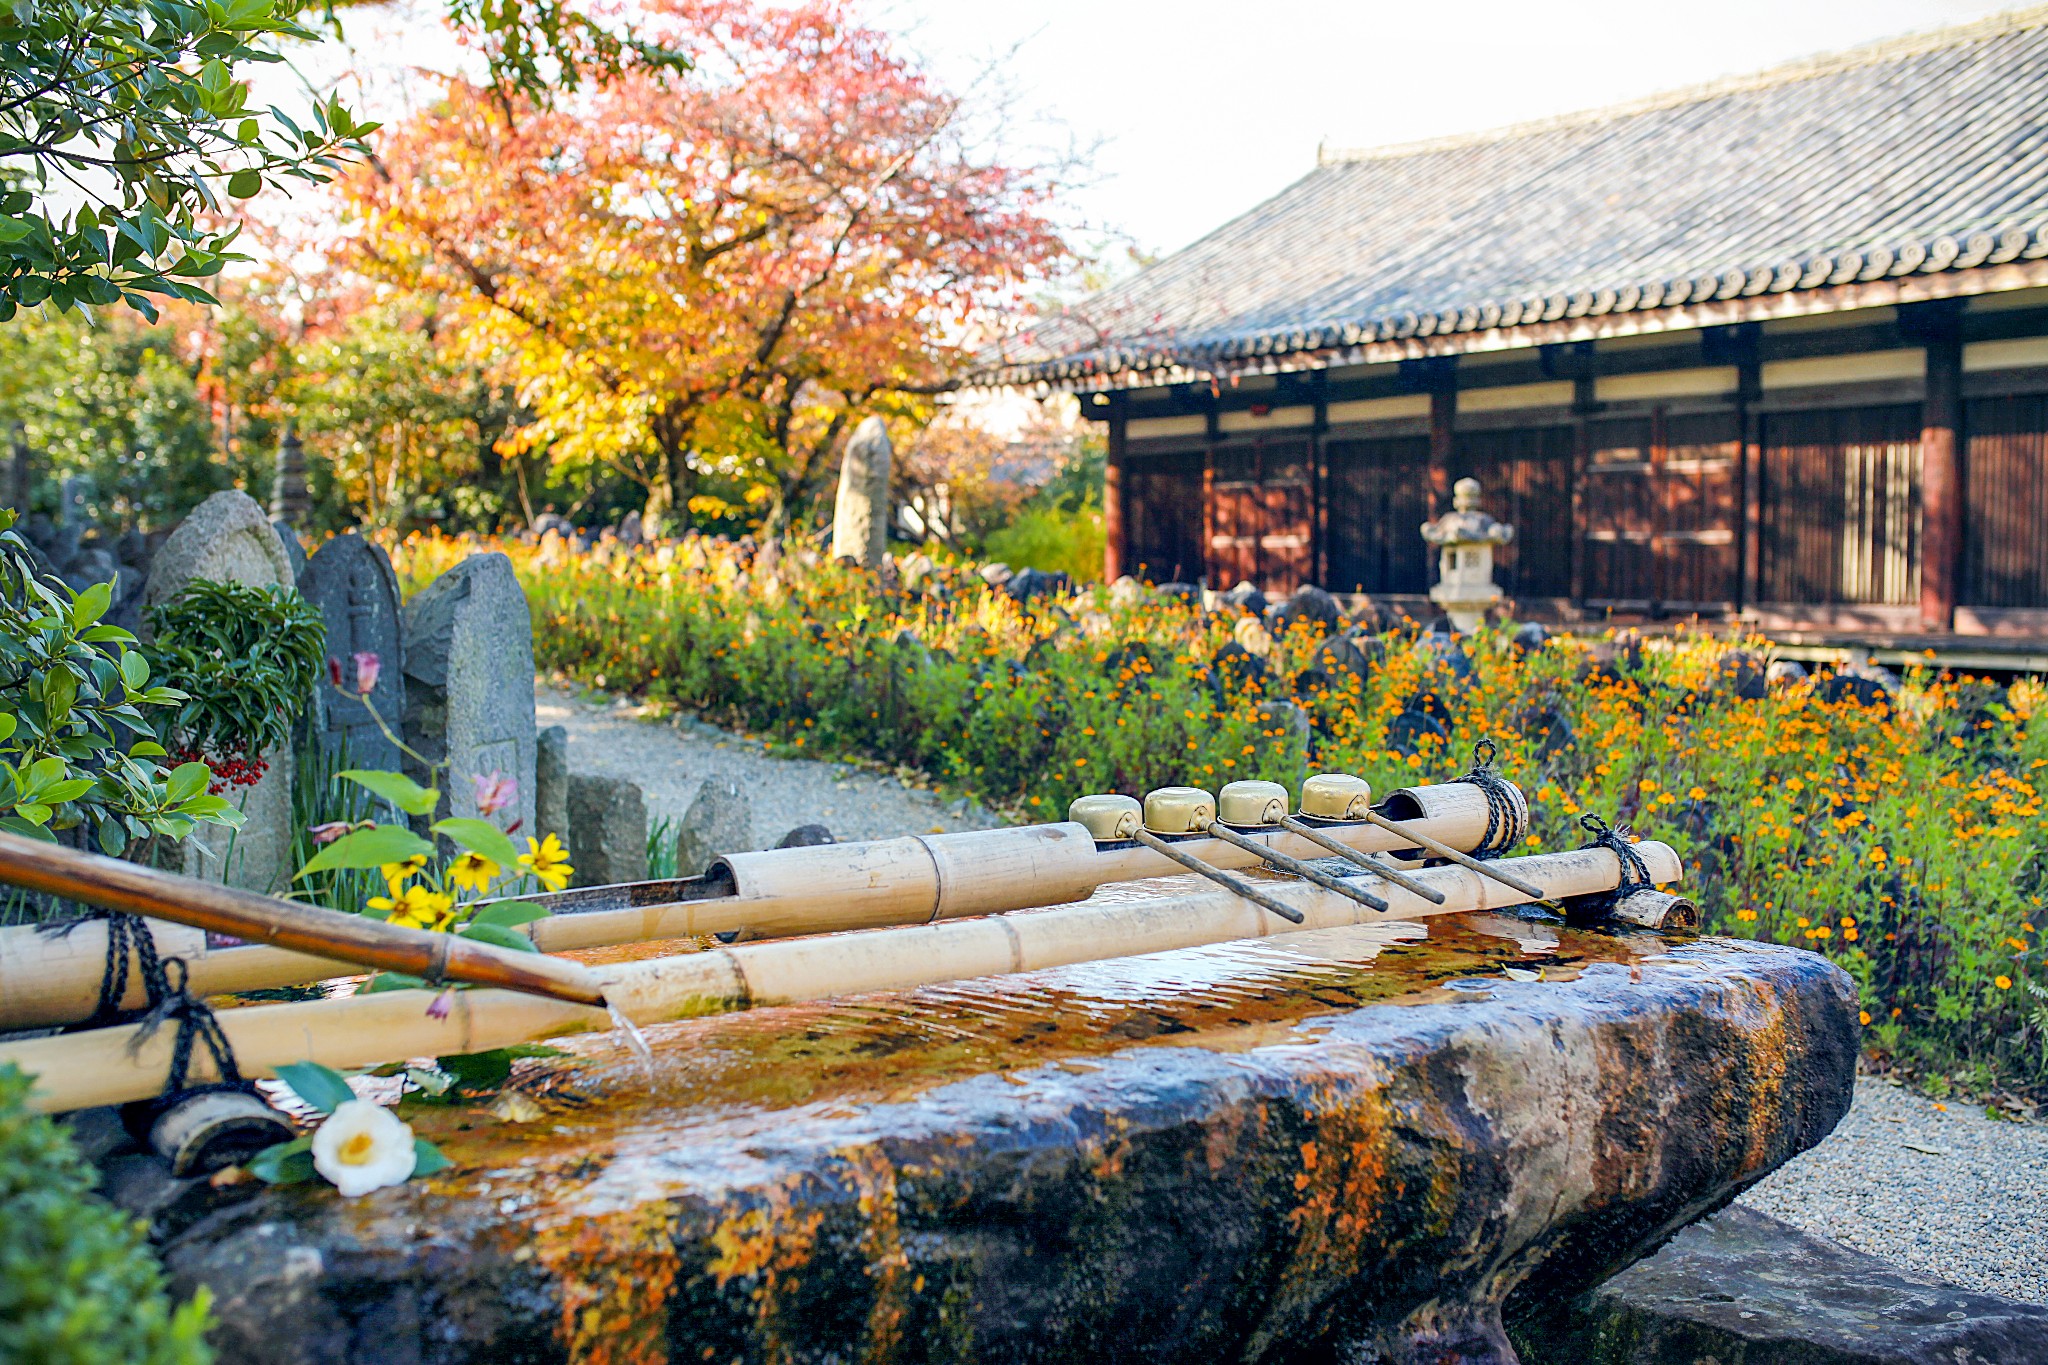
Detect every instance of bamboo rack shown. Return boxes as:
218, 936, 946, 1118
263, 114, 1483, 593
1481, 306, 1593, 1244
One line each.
0, 780, 1500, 1029
0, 840, 1682, 1113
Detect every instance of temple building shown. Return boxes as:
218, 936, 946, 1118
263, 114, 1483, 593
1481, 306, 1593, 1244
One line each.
974, 9, 2048, 655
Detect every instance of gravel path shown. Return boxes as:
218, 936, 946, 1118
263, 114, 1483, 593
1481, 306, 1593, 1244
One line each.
535, 683, 993, 850
1741, 1075, 2048, 1303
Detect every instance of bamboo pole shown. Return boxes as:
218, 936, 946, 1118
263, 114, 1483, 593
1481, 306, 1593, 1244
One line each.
0, 841, 1682, 1113
0, 781, 1500, 1028
0, 831, 607, 1009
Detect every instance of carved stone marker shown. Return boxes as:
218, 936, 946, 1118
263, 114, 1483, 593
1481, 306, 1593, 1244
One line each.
1420, 476, 1515, 633
535, 725, 569, 845
269, 426, 310, 525
676, 774, 751, 876
400, 553, 537, 834
142, 490, 298, 894
567, 773, 647, 887
829, 415, 892, 567
300, 532, 405, 773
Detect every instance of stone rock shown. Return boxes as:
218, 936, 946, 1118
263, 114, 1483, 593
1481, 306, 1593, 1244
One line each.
1108, 575, 1143, 606
1510, 621, 1548, 654
1415, 627, 1475, 683
830, 415, 892, 568
978, 561, 1014, 588
299, 533, 406, 775
567, 773, 648, 888
271, 521, 308, 584
400, 553, 537, 835
1388, 707, 1451, 757
1231, 614, 1274, 657
1003, 566, 1071, 604
899, 551, 937, 592
1207, 640, 1269, 695
535, 725, 569, 844
269, 428, 309, 524
616, 510, 643, 546
152, 931, 1857, 1365
1217, 579, 1267, 616
676, 774, 751, 876
1714, 648, 1768, 701
1767, 658, 1808, 687
140, 490, 294, 632
142, 489, 297, 894
1266, 583, 1342, 635
1154, 581, 1200, 605
1516, 1205, 2048, 1365
774, 823, 836, 848
1308, 632, 1376, 683
1817, 670, 1894, 713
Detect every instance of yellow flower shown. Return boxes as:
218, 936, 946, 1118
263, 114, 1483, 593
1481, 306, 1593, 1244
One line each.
1995, 975, 2013, 990
368, 883, 455, 932
448, 851, 501, 895
518, 833, 573, 892
379, 854, 429, 895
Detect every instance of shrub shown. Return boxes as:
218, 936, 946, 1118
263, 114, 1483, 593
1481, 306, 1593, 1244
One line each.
0, 1065, 213, 1364
980, 505, 1105, 583
144, 580, 326, 781
0, 511, 238, 905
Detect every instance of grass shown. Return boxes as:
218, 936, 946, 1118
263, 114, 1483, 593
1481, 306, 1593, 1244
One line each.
389, 530, 2048, 1099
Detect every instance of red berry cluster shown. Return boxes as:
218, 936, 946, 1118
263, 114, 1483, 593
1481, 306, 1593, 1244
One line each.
166, 744, 270, 794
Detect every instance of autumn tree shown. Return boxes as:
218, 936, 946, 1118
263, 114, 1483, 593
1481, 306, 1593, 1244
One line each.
340, 0, 1069, 531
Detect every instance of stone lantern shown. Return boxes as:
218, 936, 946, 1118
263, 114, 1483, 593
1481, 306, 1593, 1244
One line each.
1420, 477, 1515, 633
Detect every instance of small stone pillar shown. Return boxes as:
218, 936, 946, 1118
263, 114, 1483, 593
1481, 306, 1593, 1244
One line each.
831, 416, 892, 567
1420, 477, 1515, 633
270, 425, 310, 525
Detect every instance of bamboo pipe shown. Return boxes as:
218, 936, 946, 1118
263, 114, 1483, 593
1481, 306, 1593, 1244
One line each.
0, 781, 1504, 1027
1, 841, 1683, 1113
0, 830, 607, 1009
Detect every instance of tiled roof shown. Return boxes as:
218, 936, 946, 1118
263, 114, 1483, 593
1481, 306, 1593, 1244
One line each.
977, 9, 2048, 390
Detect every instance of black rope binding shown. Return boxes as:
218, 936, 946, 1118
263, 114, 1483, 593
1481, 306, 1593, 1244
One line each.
91, 912, 167, 1025
1452, 739, 1523, 858
1562, 812, 1655, 925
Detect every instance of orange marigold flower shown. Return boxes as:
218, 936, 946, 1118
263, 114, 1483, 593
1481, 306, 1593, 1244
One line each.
1995, 975, 2013, 989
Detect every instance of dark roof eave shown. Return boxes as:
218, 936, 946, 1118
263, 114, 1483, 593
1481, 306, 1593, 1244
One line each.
965, 226, 2048, 394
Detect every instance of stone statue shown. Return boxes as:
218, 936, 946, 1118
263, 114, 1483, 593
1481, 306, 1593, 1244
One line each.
1420, 477, 1515, 633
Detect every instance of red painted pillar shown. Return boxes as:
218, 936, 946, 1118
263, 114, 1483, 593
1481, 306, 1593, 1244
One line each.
1920, 336, 1963, 633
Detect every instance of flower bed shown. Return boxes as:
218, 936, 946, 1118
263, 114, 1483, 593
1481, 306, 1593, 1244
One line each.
391, 532, 2048, 1099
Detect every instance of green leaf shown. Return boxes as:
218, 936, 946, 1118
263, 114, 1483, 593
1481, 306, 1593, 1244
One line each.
339, 769, 439, 817
128, 739, 166, 757
273, 1061, 354, 1114
163, 761, 211, 804
119, 650, 149, 689
247, 1135, 316, 1184
436, 1049, 513, 1090
0, 713, 13, 742
469, 900, 549, 928
411, 1138, 451, 1176
456, 922, 539, 953
296, 823, 434, 879
360, 971, 426, 993
226, 169, 262, 199
71, 581, 112, 628
431, 817, 518, 868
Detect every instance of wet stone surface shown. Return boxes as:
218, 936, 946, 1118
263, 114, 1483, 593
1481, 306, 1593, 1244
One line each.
146, 907, 1857, 1365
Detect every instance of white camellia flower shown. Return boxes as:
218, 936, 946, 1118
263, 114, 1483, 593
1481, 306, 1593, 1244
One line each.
310, 1099, 418, 1197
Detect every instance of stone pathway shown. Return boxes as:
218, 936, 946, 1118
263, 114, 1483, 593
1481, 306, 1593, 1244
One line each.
534, 683, 992, 851
535, 686, 2047, 1306
1741, 1075, 2048, 1304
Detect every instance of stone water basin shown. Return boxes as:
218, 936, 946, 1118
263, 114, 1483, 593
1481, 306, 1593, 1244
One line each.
155, 887, 1857, 1365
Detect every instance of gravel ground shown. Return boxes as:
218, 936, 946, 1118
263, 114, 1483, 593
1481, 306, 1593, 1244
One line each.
535, 682, 992, 850
541, 686, 2048, 1304
1741, 1075, 2048, 1303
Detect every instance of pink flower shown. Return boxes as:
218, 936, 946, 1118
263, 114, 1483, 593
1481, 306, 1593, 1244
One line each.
353, 651, 381, 695
308, 821, 354, 845
473, 770, 517, 817
425, 987, 456, 1021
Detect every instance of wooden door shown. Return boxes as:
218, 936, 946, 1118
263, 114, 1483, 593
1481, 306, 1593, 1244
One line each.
1204, 438, 1314, 594
1758, 405, 1921, 605
1580, 411, 1739, 609
1324, 434, 1431, 594
1964, 393, 2048, 608
1461, 424, 1574, 599
1124, 449, 1206, 583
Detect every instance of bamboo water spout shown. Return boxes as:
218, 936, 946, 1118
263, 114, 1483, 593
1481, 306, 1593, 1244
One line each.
0, 778, 1508, 1029
0, 839, 1685, 1113
0, 830, 607, 1009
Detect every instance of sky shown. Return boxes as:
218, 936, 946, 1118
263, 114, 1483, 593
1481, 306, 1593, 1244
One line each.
279, 0, 2022, 269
